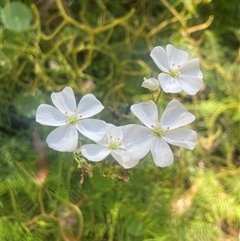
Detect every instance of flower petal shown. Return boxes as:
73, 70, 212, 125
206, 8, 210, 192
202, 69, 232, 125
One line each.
164, 128, 197, 150
51, 87, 76, 115
105, 123, 123, 139
122, 124, 152, 160
76, 119, 106, 141
166, 44, 189, 66
76, 94, 104, 118
46, 124, 78, 152
111, 150, 139, 169
131, 101, 158, 129
161, 99, 195, 129
150, 46, 169, 72
178, 58, 203, 95
36, 104, 67, 126
151, 137, 174, 167
158, 73, 182, 93
178, 75, 203, 95
180, 58, 202, 77
81, 144, 110, 161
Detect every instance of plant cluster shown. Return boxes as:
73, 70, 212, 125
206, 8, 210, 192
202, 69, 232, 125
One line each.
0, 0, 239, 241
36, 43, 202, 169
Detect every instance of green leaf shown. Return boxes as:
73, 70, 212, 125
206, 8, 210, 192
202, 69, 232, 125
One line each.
1, 2, 32, 32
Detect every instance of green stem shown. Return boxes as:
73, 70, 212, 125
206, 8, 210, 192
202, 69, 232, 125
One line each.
155, 89, 162, 104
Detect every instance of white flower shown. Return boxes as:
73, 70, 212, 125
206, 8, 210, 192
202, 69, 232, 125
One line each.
141, 77, 159, 91
81, 123, 139, 169
36, 87, 106, 152
122, 100, 197, 167
150, 44, 203, 95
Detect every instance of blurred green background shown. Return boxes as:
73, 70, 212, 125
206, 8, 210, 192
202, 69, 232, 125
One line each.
0, 0, 239, 240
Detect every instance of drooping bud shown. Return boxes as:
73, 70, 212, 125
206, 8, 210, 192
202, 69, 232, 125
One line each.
141, 77, 159, 91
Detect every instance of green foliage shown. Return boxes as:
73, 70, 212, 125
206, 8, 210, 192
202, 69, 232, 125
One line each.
0, 0, 239, 240
1, 2, 32, 32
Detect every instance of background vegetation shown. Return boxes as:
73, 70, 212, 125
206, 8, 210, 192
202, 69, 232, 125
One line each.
0, 0, 239, 240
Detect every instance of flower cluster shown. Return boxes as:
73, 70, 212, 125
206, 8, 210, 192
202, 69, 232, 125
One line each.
36, 44, 203, 168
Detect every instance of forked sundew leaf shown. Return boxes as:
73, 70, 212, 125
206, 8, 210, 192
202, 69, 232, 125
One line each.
1, 2, 32, 32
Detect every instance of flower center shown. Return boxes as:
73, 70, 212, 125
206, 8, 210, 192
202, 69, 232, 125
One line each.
64, 109, 82, 125
153, 127, 164, 137
106, 136, 122, 150
169, 63, 182, 78
67, 114, 78, 125
151, 121, 170, 137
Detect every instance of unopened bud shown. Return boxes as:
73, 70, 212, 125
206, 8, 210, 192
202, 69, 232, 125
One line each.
141, 77, 159, 91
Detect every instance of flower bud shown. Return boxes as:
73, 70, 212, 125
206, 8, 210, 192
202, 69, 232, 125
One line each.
141, 77, 159, 91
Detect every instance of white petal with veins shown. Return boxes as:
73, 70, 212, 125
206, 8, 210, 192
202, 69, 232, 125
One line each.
36, 104, 67, 126
164, 128, 197, 150
122, 124, 152, 160
130, 101, 158, 129
76, 94, 104, 118
76, 119, 106, 142
161, 100, 195, 130
111, 150, 139, 169
150, 46, 169, 72
151, 137, 174, 167
46, 124, 78, 152
51, 87, 76, 115
81, 144, 110, 161
166, 44, 189, 65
